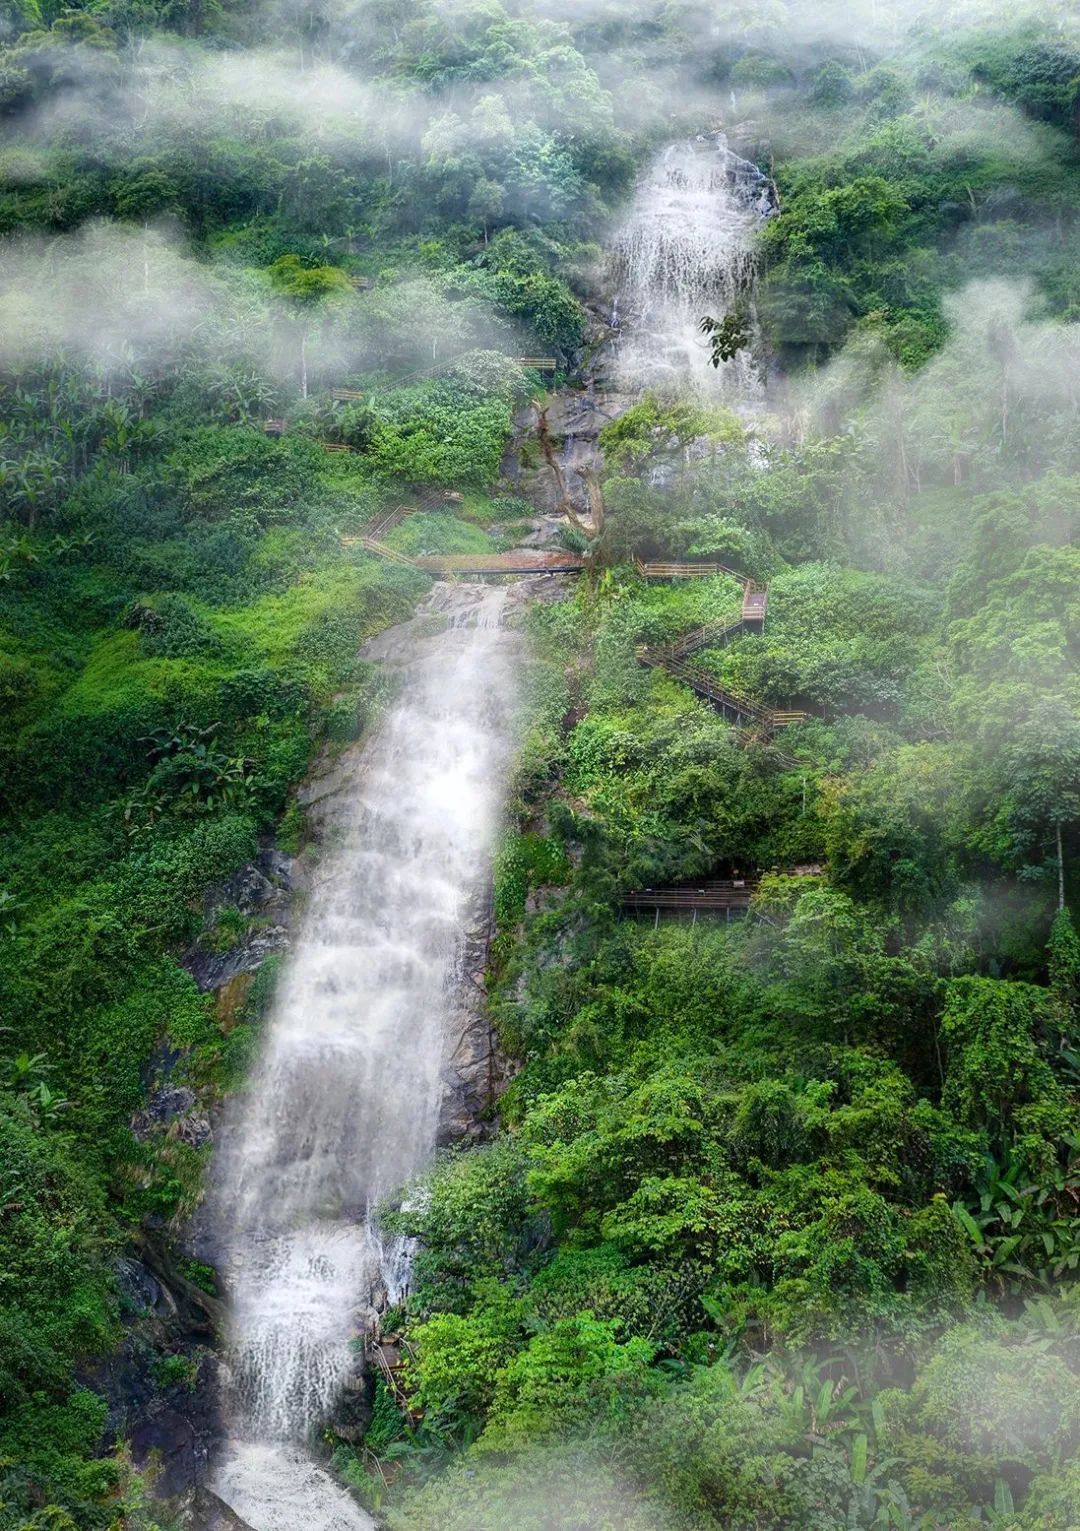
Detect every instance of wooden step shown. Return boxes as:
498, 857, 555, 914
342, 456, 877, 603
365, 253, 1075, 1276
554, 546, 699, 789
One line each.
669, 618, 747, 660
742, 585, 768, 624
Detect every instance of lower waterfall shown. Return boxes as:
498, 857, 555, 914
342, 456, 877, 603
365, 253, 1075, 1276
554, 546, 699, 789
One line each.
211, 582, 522, 1529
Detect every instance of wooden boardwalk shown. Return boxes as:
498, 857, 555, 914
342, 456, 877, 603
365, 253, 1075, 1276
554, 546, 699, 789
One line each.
414, 551, 587, 575
621, 865, 822, 919
344, 535, 586, 577
622, 878, 759, 915
635, 556, 746, 581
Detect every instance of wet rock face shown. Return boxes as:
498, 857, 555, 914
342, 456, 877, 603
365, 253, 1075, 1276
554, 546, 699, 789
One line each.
205, 853, 293, 921
190, 1489, 258, 1531
89, 1257, 226, 1516
182, 848, 295, 994
438, 886, 511, 1144
440, 983, 503, 1144
183, 927, 290, 995
508, 386, 636, 519
132, 1085, 212, 1149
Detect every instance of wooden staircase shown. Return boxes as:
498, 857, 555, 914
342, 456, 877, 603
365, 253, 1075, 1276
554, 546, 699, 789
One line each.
632, 554, 806, 736
667, 618, 747, 662
636, 647, 806, 735
637, 647, 773, 728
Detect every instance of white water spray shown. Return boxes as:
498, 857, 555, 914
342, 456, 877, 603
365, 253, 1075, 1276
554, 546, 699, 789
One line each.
212, 583, 521, 1529
609, 134, 771, 395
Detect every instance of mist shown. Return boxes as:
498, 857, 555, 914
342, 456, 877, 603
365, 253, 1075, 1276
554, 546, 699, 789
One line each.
2, 3, 1079, 1531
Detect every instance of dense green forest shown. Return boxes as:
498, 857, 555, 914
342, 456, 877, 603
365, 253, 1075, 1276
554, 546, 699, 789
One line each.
1, 0, 1079, 1527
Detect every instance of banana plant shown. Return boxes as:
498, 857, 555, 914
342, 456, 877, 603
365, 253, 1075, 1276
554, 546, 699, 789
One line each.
953, 1140, 1080, 1290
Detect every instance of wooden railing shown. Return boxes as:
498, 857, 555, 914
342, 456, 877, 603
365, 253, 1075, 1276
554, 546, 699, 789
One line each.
667, 618, 747, 661
356, 536, 418, 567
620, 865, 823, 919
634, 556, 746, 582
637, 647, 766, 725
622, 878, 759, 912
636, 646, 806, 734
366, 505, 413, 540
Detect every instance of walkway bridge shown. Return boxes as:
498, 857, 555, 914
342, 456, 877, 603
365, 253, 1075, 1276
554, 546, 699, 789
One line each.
621, 864, 823, 921
622, 878, 759, 918
345, 535, 586, 577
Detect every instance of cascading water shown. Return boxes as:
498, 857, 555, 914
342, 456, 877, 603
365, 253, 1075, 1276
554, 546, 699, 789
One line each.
608, 133, 773, 396
211, 582, 521, 1530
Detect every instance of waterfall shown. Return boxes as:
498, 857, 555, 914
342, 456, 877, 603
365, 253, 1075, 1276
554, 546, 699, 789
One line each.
211, 582, 521, 1530
608, 133, 772, 396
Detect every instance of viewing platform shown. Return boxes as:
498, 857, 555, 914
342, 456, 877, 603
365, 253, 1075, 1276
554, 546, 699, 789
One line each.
621, 864, 823, 920
622, 878, 759, 915
634, 556, 746, 581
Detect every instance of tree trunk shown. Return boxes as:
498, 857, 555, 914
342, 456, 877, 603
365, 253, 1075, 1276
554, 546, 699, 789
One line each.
300, 331, 308, 400
1058, 820, 1066, 912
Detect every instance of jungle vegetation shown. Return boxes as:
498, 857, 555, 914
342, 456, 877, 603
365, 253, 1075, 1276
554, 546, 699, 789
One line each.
0, 0, 1078, 1527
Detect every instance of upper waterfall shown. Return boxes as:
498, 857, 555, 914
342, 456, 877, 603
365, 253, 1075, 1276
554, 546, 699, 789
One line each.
608, 134, 773, 396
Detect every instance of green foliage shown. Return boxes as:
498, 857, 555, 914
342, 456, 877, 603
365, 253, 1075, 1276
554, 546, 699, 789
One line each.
940, 977, 1071, 1159
2, 3, 1080, 1524
493, 831, 571, 930
598, 393, 745, 474
953, 1143, 1080, 1292
363, 381, 513, 486
478, 1314, 659, 1450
